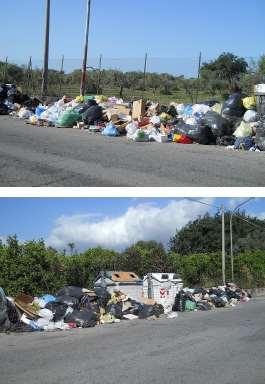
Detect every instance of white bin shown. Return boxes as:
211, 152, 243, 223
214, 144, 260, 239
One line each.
142, 273, 183, 312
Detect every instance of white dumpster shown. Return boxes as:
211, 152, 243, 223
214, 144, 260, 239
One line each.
142, 273, 183, 312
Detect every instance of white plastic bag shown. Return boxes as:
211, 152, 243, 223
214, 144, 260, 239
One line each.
243, 110, 258, 123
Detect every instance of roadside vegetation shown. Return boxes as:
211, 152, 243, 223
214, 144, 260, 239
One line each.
1, 52, 265, 103
1, 211, 265, 296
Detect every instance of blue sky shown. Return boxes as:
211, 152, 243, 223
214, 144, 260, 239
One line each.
1, 0, 265, 76
0, 197, 263, 251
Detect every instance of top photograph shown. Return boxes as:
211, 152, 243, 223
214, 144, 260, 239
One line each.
0, 0, 265, 187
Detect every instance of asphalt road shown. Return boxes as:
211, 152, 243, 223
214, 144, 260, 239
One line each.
1, 116, 265, 187
1, 299, 264, 384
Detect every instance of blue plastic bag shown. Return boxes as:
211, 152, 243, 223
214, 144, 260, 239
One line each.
102, 123, 120, 137
35, 106, 47, 117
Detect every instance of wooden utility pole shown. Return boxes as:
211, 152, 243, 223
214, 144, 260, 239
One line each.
59, 54, 64, 96
143, 52, 148, 91
80, 0, 92, 96
195, 51, 202, 103
41, 0, 51, 96
26, 56, 32, 93
97, 54, 102, 95
3, 57, 8, 83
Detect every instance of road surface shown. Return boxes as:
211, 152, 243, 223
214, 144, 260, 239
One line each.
0, 116, 265, 187
0, 299, 264, 384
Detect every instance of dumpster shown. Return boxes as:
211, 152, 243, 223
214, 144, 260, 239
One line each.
94, 271, 143, 301
255, 84, 265, 115
142, 273, 183, 312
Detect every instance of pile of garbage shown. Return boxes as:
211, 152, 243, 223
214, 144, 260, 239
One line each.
1, 82, 265, 151
0, 285, 164, 333
172, 283, 250, 312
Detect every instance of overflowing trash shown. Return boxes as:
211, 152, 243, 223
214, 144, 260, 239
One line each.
0, 278, 251, 334
172, 283, 250, 312
1, 82, 265, 151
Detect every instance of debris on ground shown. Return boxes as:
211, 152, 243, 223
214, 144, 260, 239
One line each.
1, 82, 265, 152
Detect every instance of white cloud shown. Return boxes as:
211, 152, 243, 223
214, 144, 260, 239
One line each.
46, 198, 214, 251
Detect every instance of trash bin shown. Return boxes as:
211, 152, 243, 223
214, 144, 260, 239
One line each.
94, 271, 143, 301
142, 273, 183, 312
254, 84, 265, 115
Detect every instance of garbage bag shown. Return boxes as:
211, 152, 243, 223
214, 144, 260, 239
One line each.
102, 123, 120, 137
57, 108, 82, 127
243, 110, 258, 123
199, 100, 219, 107
234, 121, 253, 138
255, 117, 265, 150
56, 295, 79, 309
216, 136, 235, 146
106, 302, 123, 319
138, 304, 164, 319
211, 297, 226, 308
80, 295, 100, 314
122, 300, 144, 316
173, 133, 193, 144
0, 102, 9, 115
0, 288, 9, 330
64, 308, 98, 328
74, 99, 97, 114
56, 286, 84, 299
82, 104, 103, 125
175, 122, 216, 145
6, 299, 20, 324
221, 92, 245, 118
234, 136, 254, 150
45, 302, 68, 321
172, 291, 186, 312
35, 106, 47, 117
203, 111, 231, 137
94, 287, 111, 309
185, 300, 196, 311
242, 96, 256, 110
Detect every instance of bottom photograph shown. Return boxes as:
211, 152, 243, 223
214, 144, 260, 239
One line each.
1, 196, 264, 384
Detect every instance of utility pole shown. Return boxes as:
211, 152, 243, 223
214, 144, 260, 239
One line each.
26, 56, 32, 93
97, 54, 102, 95
3, 56, 8, 83
195, 52, 202, 103
221, 205, 226, 285
59, 54, 64, 96
230, 198, 254, 282
80, 0, 92, 96
143, 52, 148, 91
41, 0, 51, 96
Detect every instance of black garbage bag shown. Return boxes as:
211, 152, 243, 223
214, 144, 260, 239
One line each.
122, 300, 144, 316
0, 84, 8, 101
175, 122, 216, 145
138, 304, 164, 319
56, 286, 84, 300
80, 295, 100, 314
0, 103, 9, 115
6, 299, 20, 324
55, 295, 79, 309
74, 99, 97, 114
106, 302, 123, 319
216, 136, 235, 146
45, 302, 68, 321
94, 287, 111, 309
172, 291, 187, 312
211, 297, 226, 308
167, 105, 177, 117
222, 92, 245, 118
0, 288, 10, 331
82, 105, 103, 125
64, 308, 98, 328
197, 302, 212, 311
203, 111, 231, 137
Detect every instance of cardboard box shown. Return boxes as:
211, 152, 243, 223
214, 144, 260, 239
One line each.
132, 99, 146, 120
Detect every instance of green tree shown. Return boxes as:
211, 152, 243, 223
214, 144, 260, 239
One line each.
169, 211, 265, 256
201, 52, 248, 91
